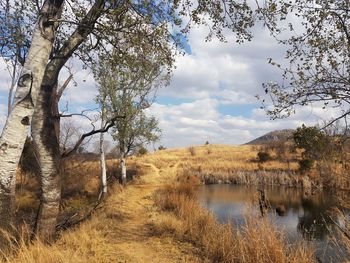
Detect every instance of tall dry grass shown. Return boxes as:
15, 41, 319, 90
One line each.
139, 145, 313, 188
153, 180, 315, 263
0, 184, 125, 263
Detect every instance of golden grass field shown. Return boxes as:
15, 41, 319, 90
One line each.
0, 144, 335, 262
139, 144, 299, 173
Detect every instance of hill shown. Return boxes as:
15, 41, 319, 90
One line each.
245, 129, 294, 145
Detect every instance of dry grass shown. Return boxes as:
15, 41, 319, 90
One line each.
5, 144, 340, 262
138, 145, 312, 187
140, 144, 299, 172
1, 219, 114, 263
1, 184, 126, 263
153, 179, 315, 263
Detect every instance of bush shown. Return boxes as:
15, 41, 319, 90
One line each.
138, 146, 148, 155
293, 124, 330, 160
298, 159, 314, 173
188, 146, 196, 156
257, 151, 271, 163
158, 145, 166, 150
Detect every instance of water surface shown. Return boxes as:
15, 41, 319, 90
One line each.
196, 184, 350, 262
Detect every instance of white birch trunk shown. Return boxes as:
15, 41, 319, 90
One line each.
0, 0, 63, 230
120, 153, 127, 185
29, 0, 107, 239
100, 110, 107, 197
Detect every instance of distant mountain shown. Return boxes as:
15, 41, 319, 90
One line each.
245, 129, 294, 145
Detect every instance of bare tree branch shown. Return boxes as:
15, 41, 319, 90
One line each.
57, 73, 73, 100
61, 115, 125, 158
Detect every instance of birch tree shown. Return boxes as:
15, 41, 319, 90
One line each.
116, 111, 160, 185
1, 0, 258, 239
0, 0, 64, 230
0, 0, 31, 115
94, 48, 165, 185
99, 93, 107, 198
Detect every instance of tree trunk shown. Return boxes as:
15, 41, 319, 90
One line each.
29, 0, 108, 239
0, 0, 63, 231
32, 81, 61, 241
120, 153, 127, 185
99, 111, 107, 198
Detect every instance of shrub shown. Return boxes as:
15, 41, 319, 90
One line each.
138, 146, 148, 155
293, 124, 330, 160
257, 151, 271, 163
298, 159, 314, 173
207, 148, 212, 155
188, 146, 196, 156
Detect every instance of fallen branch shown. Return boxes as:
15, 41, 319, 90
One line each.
56, 190, 104, 231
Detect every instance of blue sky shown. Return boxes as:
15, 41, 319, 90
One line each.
0, 22, 339, 149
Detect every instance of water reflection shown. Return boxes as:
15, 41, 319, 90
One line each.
196, 184, 350, 262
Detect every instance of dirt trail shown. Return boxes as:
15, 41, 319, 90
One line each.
97, 162, 202, 263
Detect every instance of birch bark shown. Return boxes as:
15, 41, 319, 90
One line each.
30, 0, 106, 240
120, 150, 127, 185
0, 0, 64, 230
99, 107, 107, 198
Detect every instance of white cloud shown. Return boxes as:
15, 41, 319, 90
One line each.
160, 22, 286, 107
59, 61, 98, 107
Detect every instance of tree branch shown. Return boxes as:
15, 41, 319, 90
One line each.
57, 73, 73, 100
61, 115, 125, 158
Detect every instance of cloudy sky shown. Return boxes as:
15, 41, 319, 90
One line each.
0, 21, 336, 149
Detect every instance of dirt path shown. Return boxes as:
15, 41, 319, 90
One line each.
96, 162, 203, 263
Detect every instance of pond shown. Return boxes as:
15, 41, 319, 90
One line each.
196, 184, 350, 262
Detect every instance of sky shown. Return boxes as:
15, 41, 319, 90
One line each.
0, 21, 339, 150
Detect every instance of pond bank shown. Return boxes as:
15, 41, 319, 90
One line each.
188, 169, 320, 189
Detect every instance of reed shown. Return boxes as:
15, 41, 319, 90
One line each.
153, 180, 315, 263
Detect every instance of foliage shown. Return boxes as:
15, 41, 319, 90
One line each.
94, 48, 162, 158
298, 159, 314, 174
259, 1, 350, 125
0, 0, 33, 63
188, 146, 196, 156
293, 124, 330, 161
257, 151, 271, 163
137, 146, 148, 156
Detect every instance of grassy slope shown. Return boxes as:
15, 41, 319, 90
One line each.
3, 145, 310, 262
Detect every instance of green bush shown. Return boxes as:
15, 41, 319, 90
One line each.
298, 159, 314, 173
138, 146, 148, 155
257, 151, 271, 163
293, 124, 330, 160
